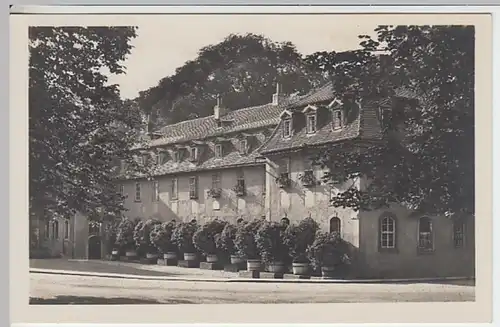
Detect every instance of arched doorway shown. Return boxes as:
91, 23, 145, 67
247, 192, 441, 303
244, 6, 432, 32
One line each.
88, 235, 102, 259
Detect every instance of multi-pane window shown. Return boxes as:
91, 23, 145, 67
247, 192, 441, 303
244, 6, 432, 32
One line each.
173, 151, 180, 162
171, 178, 178, 200
240, 138, 248, 155
212, 173, 221, 190
332, 110, 343, 130
306, 114, 317, 134
44, 221, 50, 240
453, 221, 465, 248
418, 217, 434, 251
236, 170, 245, 189
283, 119, 292, 138
329, 217, 341, 235
153, 153, 159, 165
215, 144, 223, 159
189, 176, 198, 199
152, 180, 159, 202
64, 219, 70, 239
119, 184, 124, 197
380, 215, 396, 249
190, 147, 198, 161
134, 182, 141, 202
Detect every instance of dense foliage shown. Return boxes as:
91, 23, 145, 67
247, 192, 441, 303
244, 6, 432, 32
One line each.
283, 217, 319, 263
29, 26, 141, 223
306, 25, 474, 217
306, 231, 350, 270
133, 218, 161, 254
171, 220, 199, 254
215, 223, 238, 256
115, 218, 140, 251
192, 219, 227, 255
150, 221, 177, 254
234, 219, 265, 260
255, 221, 289, 264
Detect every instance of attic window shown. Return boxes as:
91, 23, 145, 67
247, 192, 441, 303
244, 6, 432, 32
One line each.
216, 120, 223, 128
332, 110, 343, 130
215, 144, 223, 159
239, 138, 248, 155
173, 151, 181, 162
283, 119, 292, 138
190, 147, 198, 161
306, 114, 317, 134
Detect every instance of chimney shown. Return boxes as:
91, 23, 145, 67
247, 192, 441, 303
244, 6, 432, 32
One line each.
272, 83, 285, 105
213, 94, 227, 120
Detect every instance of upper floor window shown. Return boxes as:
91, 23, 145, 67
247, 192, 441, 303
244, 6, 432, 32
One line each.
152, 180, 160, 202
153, 153, 159, 165
283, 119, 292, 138
380, 215, 396, 250
189, 176, 198, 199
51, 219, 59, 240
134, 182, 141, 202
239, 138, 248, 155
453, 220, 465, 248
332, 110, 343, 130
215, 144, 223, 159
119, 184, 124, 197
212, 172, 221, 190
330, 217, 341, 235
418, 217, 434, 252
190, 147, 198, 161
171, 178, 178, 200
306, 114, 317, 134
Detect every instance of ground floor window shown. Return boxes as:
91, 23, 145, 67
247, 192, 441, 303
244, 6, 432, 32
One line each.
329, 217, 341, 235
453, 220, 465, 248
380, 215, 396, 250
64, 219, 70, 239
418, 217, 434, 252
51, 219, 59, 240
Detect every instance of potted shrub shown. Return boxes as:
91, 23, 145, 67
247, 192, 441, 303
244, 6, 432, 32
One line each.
115, 218, 139, 259
207, 187, 222, 199
255, 221, 289, 273
150, 220, 177, 260
193, 219, 226, 263
104, 219, 121, 260
307, 231, 350, 278
171, 220, 199, 261
283, 217, 319, 275
133, 218, 161, 261
216, 223, 243, 264
234, 219, 264, 271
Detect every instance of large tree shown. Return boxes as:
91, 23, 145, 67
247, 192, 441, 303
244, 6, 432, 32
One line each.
137, 33, 327, 128
305, 25, 474, 217
29, 26, 141, 223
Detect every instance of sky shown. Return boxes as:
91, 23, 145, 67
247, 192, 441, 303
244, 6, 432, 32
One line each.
107, 15, 380, 100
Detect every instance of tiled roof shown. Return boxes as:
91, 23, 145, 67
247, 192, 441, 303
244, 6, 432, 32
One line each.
288, 82, 335, 108
147, 98, 301, 148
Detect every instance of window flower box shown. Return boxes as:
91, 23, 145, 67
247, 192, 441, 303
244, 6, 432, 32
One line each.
275, 173, 291, 188
207, 187, 222, 198
298, 170, 316, 187
232, 183, 246, 197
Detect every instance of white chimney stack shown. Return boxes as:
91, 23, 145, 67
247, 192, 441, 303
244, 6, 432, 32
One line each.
214, 94, 227, 120
272, 83, 284, 105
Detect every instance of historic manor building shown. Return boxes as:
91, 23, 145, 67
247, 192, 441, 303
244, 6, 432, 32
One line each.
38, 82, 475, 279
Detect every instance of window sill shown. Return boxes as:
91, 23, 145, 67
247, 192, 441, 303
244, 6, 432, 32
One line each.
134, 200, 142, 203
378, 247, 399, 254
417, 248, 435, 255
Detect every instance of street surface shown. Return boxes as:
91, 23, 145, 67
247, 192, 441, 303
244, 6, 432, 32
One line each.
30, 273, 475, 304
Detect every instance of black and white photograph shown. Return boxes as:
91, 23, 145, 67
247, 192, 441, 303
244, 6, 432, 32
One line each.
10, 8, 493, 324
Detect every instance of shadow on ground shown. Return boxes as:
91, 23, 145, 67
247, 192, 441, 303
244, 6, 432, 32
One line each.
30, 296, 194, 305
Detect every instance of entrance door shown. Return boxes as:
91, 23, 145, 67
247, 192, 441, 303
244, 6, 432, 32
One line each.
88, 235, 102, 259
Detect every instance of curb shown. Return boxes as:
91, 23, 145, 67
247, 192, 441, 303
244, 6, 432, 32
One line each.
29, 268, 475, 284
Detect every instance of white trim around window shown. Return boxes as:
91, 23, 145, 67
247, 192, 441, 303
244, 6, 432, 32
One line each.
171, 178, 178, 200
306, 113, 317, 134
152, 180, 160, 202
379, 214, 397, 251
417, 216, 434, 253
283, 119, 292, 138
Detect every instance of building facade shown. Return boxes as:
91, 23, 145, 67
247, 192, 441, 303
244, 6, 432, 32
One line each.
36, 82, 475, 280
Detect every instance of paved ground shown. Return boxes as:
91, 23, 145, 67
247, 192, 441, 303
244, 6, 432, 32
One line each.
30, 273, 475, 304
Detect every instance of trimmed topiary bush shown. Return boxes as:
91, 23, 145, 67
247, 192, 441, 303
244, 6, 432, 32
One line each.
171, 220, 199, 254
193, 219, 226, 256
150, 220, 177, 255
234, 219, 265, 260
133, 218, 161, 256
283, 217, 319, 264
115, 218, 140, 252
255, 221, 289, 265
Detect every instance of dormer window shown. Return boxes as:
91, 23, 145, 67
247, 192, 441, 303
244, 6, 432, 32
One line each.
189, 147, 198, 162
239, 138, 248, 155
306, 114, 317, 134
332, 110, 343, 130
173, 151, 181, 162
216, 120, 223, 128
215, 144, 223, 159
153, 153, 159, 165
283, 119, 292, 138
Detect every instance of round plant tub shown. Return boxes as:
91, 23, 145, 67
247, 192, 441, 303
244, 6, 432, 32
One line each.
246, 259, 262, 272
321, 266, 336, 279
111, 249, 119, 256
292, 262, 310, 276
146, 253, 158, 260
184, 253, 197, 261
267, 261, 286, 273
164, 252, 177, 260
206, 254, 218, 263
230, 255, 245, 265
